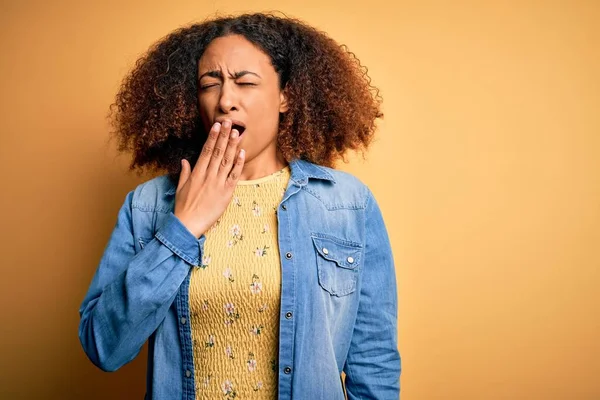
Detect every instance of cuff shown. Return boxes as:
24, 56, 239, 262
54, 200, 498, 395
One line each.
155, 212, 206, 266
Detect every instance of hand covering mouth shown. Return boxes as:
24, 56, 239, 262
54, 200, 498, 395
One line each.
216, 119, 246, 136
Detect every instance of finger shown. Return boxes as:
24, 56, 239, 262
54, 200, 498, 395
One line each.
226, 149, 245, 187
177, 159, 191, 191
217, 128, 241, 180
194, 122, 221, 177
207, 120, 232, 176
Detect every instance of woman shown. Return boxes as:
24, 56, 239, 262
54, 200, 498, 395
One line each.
79, 12, 400, 400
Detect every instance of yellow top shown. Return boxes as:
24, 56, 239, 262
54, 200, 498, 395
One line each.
188, 165, 290, 399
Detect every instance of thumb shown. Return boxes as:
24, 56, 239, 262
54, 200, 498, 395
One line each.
177, 159, 191, 191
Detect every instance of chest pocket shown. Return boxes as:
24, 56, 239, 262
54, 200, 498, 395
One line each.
311, 234, 362, 297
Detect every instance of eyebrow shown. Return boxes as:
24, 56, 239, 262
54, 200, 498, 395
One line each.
198, 70, 262, 80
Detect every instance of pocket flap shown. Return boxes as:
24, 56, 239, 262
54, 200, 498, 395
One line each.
311, 235, 362, 270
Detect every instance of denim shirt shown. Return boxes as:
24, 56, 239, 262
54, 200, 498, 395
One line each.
79, 159, 401, 399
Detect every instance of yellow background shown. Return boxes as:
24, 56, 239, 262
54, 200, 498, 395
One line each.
1, 1, 598, 399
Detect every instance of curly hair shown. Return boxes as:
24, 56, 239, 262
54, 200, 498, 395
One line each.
109, 12, 383, 180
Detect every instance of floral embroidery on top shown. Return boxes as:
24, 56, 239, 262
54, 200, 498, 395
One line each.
205, 334, 215, 348
252, 200, 261, 217
254, 245, 269, 257
225, 344, 235, 359
249, 274, 263, 295
223, 267, 234, 283
247, 352, 257, 372
221, 380, 237, 399
224, 303, 240, 326
188, 165, 290, 397
228, 225, 244, 247
200, 254, 211, 269
249, 324, 264, 336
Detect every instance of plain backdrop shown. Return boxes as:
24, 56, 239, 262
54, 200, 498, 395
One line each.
1, 0, 599, 399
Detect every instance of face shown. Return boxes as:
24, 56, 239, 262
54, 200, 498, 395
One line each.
197, 34, 288, 165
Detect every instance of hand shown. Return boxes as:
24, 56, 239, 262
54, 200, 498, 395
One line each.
174, 120, 245, 238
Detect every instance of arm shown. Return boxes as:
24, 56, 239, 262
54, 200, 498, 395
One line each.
344, 189, 401, 399
78, 190, 204, 372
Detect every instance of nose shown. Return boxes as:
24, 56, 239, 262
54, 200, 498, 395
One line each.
218, 82, 238, 113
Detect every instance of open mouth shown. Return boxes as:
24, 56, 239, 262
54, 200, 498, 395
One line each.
232, 123, 246, 136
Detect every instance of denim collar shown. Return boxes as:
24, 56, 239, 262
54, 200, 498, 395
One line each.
288, 159, 336, 186
164, 158, 335, 196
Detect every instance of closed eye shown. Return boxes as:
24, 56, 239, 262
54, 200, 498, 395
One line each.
237, 82, 257, 86
200, 83, 219, 89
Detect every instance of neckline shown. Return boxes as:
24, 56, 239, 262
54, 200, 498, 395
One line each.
236, 165, 290, 186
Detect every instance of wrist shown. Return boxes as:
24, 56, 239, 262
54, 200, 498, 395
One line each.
174, 213, 206, 238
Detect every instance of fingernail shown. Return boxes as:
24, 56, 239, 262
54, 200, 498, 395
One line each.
231, 129, 239, 139
240, 149, 245, 157
213, 122, 221, 130
223, 120, 231, 128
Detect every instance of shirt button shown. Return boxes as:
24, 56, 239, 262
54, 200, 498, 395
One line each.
347, 256, 354, 264
185, 370, 192, 378
180, 317, 187, 325
281, 204, 287, 210
284, 366, 292, 374
285, 252, 293, 259
322, 248, 329, 255
285, 311, 293, 319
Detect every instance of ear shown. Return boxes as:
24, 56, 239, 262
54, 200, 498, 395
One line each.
279, 87, 289, 113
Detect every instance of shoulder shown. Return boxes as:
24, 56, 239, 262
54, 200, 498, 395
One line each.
299, 161, 372, 209
130, 175, 176, 212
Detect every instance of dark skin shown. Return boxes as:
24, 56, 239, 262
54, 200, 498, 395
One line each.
174, 35, 288, 238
